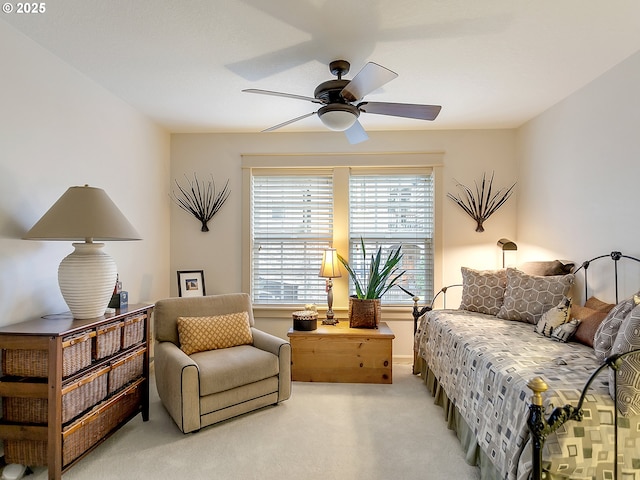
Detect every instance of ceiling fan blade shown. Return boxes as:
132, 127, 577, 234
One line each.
358, 102, 442, 121
340, 62, 398, 102
262, 112, 317, 132
243, 89, 323, 104
344, 120, 369, 144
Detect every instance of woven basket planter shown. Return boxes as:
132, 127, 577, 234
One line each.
348, 297, 381, 329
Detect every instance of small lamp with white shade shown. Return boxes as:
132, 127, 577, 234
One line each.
318, 248, 342, 325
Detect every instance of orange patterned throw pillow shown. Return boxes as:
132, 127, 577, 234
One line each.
177, 312, 253, 355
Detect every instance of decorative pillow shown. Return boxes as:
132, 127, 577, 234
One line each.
535, 296, 571, 337
571, 305, 609, 348
551, 318, 580, 343
519, 260, 575, 277
584, 296, 616, 313
609, 304, 640, 416
177, 312, 253, 355
459, 267, 507, 316
593, 298, 635, 361
496, 268, 574, 324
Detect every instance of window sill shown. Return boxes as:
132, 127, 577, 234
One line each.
252, 304, 416, 322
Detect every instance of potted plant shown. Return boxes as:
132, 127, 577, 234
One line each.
337, 238, 405, 328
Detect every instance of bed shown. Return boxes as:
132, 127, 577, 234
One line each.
413, 252, 640, 480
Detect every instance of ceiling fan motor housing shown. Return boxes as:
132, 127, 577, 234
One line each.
314, 79, 351, 104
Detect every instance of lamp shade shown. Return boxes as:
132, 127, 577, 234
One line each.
318, 104, 359, 131
497, 238, 517, 251
24, 185, 141, 241
319, 248, 342, 278
24, 185, 141, 319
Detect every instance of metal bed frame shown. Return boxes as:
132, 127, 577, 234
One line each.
410, 252, 640, 480
527, 251, 640, 480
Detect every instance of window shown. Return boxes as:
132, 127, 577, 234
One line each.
243, 153, 441, 309
348, 171, 434, 304
251, 172, 333, 304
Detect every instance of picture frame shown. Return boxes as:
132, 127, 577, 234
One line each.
177, 270, 206, 297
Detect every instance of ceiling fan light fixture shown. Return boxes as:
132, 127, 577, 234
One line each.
318, 104, 359, 131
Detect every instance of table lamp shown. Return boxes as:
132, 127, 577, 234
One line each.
318, 248, 342, 325
24, 185, 141, 319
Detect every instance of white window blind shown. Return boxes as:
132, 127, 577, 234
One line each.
348, 171, 434, 305
251, 173, 333, 304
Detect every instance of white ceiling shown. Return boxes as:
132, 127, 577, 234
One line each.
4, 0, 640, 133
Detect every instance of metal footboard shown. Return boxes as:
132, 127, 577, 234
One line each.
527, 251, 640, 480
528, 349, 640, 480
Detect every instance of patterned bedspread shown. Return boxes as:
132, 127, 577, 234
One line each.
415, 309, 640, 480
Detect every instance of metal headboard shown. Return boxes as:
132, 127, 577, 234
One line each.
528, 251, 640, 480
573, 251, 640, 304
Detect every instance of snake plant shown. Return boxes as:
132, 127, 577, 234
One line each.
337, 238, 405, 299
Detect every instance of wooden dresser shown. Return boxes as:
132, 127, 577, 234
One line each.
0, 304, 153, 480
287, 321, 394, 384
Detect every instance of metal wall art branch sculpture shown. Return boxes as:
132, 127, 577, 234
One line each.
447, 172, 515, 232
171, 173, 230, 232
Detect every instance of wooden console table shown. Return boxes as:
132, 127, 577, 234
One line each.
0, 304, 153, 480
287, 321, 394, 384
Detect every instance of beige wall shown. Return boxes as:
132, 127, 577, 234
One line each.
516, 50, 640, 302
7, 17, 636, 359
170, 129, 518, 357
0, 22, 171, 325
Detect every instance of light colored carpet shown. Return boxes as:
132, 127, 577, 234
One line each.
25, 364, 480, 480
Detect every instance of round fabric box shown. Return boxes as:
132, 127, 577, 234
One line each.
292, 310, 318, 331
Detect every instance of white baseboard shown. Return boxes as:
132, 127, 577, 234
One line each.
393, 355, 413, 364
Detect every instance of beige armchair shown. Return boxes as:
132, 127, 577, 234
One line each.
154, 293, 291, 433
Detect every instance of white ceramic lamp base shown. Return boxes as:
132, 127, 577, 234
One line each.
58, 242, 117, 319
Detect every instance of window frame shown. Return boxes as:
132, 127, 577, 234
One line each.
242, 152, 444, 321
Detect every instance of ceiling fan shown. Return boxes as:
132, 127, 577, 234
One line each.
243, 60, 442, 144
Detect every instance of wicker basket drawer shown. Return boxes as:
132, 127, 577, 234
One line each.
2, 365, 110, 425
2, 396, 48, 425
3, 380, 143, 467
2, 331, 95, 378
63, 381, 142, 466
108, 348, 145, 394
61, 365, 110, 424
95, 321, 124, 360
122, 314, 145, 349
4, 438, 48, 466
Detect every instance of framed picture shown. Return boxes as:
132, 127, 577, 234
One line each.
177, 270, 206, 297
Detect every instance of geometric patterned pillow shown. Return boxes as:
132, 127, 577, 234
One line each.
496, 268, 574, 324
609, 304, 640, 416
459, 267, 507, 316
593, 298, 635, 361
177, 312, 253, 355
